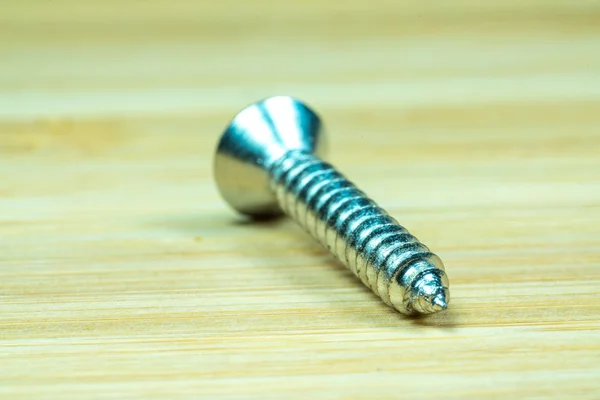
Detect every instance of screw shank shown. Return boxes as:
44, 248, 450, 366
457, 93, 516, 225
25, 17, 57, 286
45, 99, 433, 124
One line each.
269, 150, 448, 314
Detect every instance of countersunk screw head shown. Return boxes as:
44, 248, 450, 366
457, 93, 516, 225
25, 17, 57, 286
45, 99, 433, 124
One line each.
215, 96, 327, 217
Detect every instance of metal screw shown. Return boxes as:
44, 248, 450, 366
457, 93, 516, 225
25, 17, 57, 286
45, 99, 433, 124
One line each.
214, 96, 450, 315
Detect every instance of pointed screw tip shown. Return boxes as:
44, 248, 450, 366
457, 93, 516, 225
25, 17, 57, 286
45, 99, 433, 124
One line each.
432, 296, 448, 311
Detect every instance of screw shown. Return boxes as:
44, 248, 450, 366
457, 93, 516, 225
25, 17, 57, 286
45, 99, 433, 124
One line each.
214, 96, 450, 315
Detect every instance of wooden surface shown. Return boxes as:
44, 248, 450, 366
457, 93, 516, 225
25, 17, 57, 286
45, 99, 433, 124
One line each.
2, 1, 600, 398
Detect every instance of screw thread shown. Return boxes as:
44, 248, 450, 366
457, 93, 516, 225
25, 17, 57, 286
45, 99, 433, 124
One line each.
269, 150, 448, 313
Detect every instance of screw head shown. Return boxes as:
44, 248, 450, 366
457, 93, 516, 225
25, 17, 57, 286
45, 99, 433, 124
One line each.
214, 96, 327, 217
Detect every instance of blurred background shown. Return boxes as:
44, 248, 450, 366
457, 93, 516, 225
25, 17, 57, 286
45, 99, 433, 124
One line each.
2, 1, 600, 398
3, 1, 599, 116
3, 0, 599, 213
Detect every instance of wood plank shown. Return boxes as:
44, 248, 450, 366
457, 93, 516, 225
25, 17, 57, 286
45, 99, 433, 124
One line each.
1, 1, 599, 398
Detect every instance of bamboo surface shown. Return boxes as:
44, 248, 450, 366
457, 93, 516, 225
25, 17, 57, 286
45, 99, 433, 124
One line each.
1, 1, 600, 398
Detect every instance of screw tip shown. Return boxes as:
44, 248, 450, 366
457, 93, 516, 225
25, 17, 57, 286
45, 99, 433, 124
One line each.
408, 270, 450, 315
415, 291, 449, 314
431, 294, 448, 311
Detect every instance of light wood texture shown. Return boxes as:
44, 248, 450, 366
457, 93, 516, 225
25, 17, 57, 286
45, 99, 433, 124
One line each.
1, 1, 600, 398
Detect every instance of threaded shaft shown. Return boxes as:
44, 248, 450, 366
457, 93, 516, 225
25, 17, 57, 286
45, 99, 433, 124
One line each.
269, 150, 448, 314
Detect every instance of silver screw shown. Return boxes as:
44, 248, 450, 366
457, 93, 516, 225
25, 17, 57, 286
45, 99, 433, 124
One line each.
214, 96, 450, 315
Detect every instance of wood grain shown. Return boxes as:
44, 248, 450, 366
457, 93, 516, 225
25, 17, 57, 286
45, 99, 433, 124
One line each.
1, 1, 599, 398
